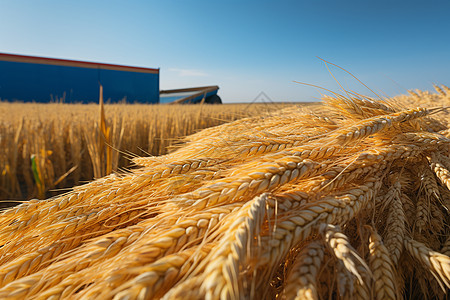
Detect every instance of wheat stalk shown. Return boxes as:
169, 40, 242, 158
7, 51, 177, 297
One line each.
0, 89, 449, 299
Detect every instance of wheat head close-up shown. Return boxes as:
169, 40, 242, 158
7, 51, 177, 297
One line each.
0, 86, 449, 299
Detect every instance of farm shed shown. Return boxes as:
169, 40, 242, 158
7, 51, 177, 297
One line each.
0, 53, 160, 103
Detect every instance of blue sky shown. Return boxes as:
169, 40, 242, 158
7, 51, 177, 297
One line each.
1, 0, 449, 103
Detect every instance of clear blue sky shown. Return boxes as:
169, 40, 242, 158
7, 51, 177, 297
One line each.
1, 0, 449, 103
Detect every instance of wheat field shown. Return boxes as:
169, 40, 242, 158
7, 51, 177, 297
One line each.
0, 86, 449, 299
0, 102, 288, 201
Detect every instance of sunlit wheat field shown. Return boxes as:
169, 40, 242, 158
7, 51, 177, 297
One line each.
0, 102, 294, 201
0, 86, 449, 299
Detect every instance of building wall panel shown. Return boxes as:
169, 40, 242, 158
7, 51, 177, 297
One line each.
0, 54, 159, 103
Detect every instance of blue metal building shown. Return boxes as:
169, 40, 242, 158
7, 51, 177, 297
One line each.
0, 53, 160, 103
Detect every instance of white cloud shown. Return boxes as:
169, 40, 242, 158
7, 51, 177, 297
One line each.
168, 68, 209, 77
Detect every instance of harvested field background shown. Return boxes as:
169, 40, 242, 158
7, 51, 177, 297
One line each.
0, 102, 293, 201
0, 86, 449, 299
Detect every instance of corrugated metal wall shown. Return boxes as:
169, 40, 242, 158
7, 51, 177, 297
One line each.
0, 55, 159, 103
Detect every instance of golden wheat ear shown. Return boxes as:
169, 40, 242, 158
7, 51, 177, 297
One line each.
0, 88, 449, 299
